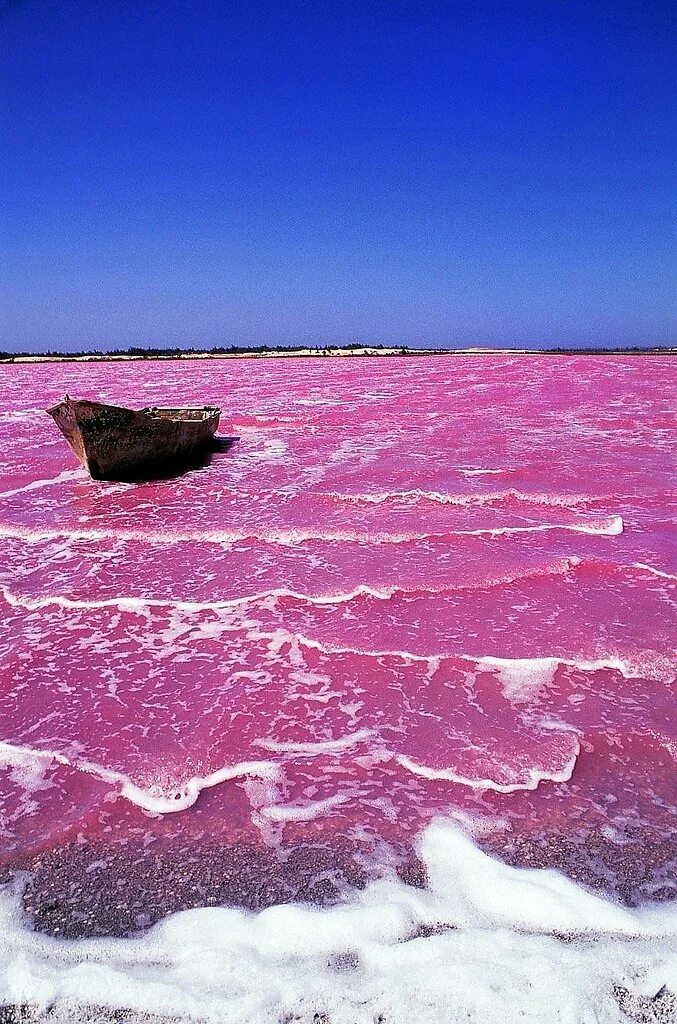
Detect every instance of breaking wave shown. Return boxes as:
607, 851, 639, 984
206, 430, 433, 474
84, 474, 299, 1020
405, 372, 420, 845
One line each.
0, 740, 280, 814
0, 514, 624, 547
396, 737, 580, 793
259, 628, 675, 684
331, 487, 600, 508
0, 558, 585, 613
0, 719, 578, 817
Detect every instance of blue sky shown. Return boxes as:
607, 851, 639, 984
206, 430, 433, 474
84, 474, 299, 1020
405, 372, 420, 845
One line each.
1, 0, 675, 351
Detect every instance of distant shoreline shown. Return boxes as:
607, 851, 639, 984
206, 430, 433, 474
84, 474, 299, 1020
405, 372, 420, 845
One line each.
1, 344, 674, 363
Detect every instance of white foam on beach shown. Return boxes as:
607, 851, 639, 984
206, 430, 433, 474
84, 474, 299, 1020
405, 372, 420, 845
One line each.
0, 819, 675, 1023
0, 744, 56, 814
119, 760, 281, 813
293, 397, 342, 406
461, 514, 623, 537
472, 656, 636, 703
470, 652, 672, 702
469, 652, 672, 687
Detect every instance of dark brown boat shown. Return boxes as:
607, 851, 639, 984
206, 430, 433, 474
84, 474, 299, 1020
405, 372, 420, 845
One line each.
47, 396, 221, 480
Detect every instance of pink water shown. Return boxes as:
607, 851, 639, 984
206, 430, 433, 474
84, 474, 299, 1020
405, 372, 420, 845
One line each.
0, 355, 675, 935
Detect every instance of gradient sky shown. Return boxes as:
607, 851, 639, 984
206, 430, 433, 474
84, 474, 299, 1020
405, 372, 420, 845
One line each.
1, 0, 675, 352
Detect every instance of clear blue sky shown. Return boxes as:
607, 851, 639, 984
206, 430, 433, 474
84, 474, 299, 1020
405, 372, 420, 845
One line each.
1, 0, 675, 352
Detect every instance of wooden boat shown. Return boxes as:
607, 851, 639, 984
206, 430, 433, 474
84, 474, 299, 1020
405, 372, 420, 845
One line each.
46, 396, 221, 480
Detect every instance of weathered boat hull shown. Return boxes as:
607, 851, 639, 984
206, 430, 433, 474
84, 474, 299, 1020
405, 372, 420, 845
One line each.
46, 398, 221, 480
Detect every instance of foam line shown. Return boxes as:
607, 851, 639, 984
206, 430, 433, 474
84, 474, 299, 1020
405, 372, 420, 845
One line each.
0, 468, 84, 499
121, 760, 281, 813
472, 653, 641, 684
261, 627, 651, 681
460, 515, 623, 537
0, 523, 424, 545
2, 578, 658, 682
633, 562, 677, 581
262, 627, 440, 666
0, 740, 280, 813
260, 793, 350, 821
473, 656, 560, 702
0, 559, 583, 615
396, 742, 580, 793
281, 631, 676, 684
332, 487, 596, 508
0, 515, 623, 547
0, 582, 395, 614
255, 729, 376, 755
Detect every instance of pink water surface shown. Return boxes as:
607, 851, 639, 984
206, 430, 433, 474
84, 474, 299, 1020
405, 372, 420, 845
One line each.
0, 355, 675, 933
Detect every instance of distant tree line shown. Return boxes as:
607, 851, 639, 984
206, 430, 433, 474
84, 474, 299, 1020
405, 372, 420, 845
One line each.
0, 342, 411, 359
1, 342, 391, 356
0, 343, 674, 360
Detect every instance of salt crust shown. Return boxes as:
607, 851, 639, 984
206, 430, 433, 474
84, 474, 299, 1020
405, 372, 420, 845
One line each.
1, 820, 675, 1023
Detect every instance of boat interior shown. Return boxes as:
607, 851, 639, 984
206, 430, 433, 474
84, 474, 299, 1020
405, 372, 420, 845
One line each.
141, 406, 220, 420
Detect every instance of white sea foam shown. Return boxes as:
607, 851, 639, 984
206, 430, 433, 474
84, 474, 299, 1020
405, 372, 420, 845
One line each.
119, 760, 281, 813
0, 559, 586, 616
260, 793, 350, 821
0, 819, 675, 1023
396, 736, 579, 793
634, 562, 677, 581
474, 651, 670, 686
472, 655, 644, 702
332, 487, 595, 508
0, 744, 56, 811
0, 469, 84, 499
293, 397, 342, 406
0, 740, 280, 814
0, 514, 623, 548
473, 656, 560, 702
257, 627, 665, 684
461, 514, 623, 537
0, 582, 395, 614
255, 729, 376, 755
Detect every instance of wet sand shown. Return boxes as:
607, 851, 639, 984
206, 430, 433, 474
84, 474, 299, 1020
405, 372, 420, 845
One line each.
2, 824, 672, 941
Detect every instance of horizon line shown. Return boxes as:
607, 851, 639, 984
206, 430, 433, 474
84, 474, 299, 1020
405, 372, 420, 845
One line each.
2, 342, 675, 363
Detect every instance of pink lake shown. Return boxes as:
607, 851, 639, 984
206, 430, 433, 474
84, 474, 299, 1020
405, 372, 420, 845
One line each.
0, 355, 675, 979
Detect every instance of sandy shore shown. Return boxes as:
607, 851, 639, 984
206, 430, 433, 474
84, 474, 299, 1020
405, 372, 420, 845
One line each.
0, 1006, 194, 1023
1, 346, 411, 364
